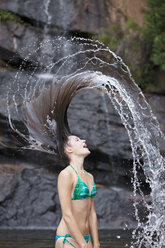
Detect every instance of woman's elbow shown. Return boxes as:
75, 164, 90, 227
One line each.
63, 211, 73, 224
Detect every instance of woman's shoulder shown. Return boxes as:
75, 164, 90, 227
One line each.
57, 166, 74, 190
58, 165, 73, 180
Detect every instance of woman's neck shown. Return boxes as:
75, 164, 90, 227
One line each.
69, 157, 85, 171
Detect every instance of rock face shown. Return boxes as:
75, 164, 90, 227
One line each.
0, 164, 61, 228
110, 0, 146, 27
0, 164, 145, 229
0, 0, 146, 65
0, 0, 146, 33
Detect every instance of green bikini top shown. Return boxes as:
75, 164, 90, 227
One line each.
69, 164, 97, 200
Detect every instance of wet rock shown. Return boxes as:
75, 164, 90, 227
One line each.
0, 21, 56, 65
0, 165, 19, 203
0, 165, 146, 229
95, 187, 145, 229
0, 0, 146, 65
145, 93, 165, 137
0, 166, 61, 228
0, 0, 146, 34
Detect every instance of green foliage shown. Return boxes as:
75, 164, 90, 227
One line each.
151, 33, 165, 70
0, 9, 30, 26
143, 0, 165, 71
95, 0, 165, 92
97, 24, 124, 51
125, 19, 142, 32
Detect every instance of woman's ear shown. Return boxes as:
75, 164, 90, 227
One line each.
65, 145, 72, 154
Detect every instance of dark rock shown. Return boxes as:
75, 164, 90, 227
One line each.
0, 0, 146, 34
0, 0, 110, 34
0, 166, 61, 228
95, 187, 141, 229
0, 21, 55, 66
0, 165, 146, 229
0, 166, 19, 203
0, 0, 146, 66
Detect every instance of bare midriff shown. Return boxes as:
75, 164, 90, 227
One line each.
56, 197, 92, 236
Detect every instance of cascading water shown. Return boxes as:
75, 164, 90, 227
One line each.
6, 37, 165, 248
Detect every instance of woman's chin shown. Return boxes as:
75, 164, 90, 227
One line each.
84, 149, 91, 156
79, 148, 91, 157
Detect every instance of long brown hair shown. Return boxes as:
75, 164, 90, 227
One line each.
24, 74, 93, 162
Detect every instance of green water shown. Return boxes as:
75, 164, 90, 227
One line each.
0, 229, 136, 248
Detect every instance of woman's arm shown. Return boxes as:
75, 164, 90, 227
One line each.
58, 169, 89, 248
89, 198, 100, 248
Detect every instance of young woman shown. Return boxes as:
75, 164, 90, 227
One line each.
55, 135, 100, 248
23, 75, 99, 247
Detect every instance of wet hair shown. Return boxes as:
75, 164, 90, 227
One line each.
24, 74, 93, 163
62, 135, 71, 164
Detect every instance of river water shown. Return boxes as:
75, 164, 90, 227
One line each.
0, 229, 139, 248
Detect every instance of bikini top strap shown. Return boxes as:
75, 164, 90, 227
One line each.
69, 165, 93, 181
69, 164, 79, 177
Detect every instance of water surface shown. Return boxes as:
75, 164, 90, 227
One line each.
0, 229, 136, 248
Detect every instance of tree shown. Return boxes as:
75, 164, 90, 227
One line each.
144, 0, 165, 70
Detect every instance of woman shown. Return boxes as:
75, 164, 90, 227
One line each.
55, 134, 100, 248
23, 75, 99, 247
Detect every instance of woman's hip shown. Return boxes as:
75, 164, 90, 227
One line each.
54, 233, 92, 248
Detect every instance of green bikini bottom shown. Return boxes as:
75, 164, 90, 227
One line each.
54, 233, 91, 248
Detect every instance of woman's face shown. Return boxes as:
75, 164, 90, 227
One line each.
66, 135, 91, 157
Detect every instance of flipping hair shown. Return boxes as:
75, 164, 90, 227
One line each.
24, 74, 93, 162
